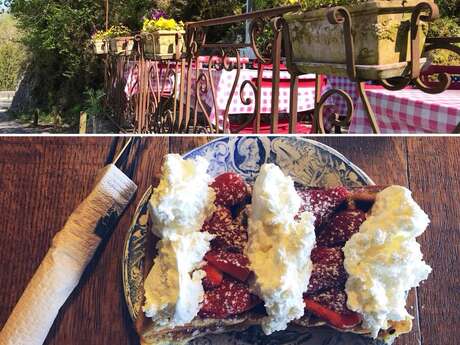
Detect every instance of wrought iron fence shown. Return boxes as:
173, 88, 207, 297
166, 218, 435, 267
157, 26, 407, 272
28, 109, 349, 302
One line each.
103, 3, 460, 134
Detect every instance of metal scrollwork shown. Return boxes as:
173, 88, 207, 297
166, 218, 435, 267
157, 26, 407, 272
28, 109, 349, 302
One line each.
408, 1, 453, 94
313, 89, 354, 134
327, 6, 356, 81
379, 77, 412, 91
250, 17, 272, 64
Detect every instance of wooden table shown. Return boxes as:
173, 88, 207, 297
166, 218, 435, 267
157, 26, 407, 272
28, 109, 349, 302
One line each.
0, 137, 458, 345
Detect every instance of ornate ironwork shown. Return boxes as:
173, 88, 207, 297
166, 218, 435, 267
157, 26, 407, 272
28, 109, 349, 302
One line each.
102, 2, 459, 134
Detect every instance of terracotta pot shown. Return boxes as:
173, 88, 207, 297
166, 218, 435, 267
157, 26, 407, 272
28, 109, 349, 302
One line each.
141, 30, 185, 60
284, 0, 432, 79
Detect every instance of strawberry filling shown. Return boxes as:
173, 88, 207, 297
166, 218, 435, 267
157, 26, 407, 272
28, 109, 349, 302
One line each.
202, 264, 223, 290
198, 172, 368, 328
199, 277, 262, 319
205, 250, 251, 282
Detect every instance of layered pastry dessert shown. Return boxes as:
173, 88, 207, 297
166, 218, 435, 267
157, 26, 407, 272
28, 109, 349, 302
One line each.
136, 154, 432, 345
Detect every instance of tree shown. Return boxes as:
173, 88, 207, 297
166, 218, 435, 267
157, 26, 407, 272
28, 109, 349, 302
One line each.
0, 13, 26, 91
1, 0, 247, 116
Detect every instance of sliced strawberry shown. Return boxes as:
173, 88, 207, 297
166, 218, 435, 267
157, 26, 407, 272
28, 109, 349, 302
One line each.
304, 297, 362, 329
211, 172, 250, 208
306, 287, 348, 314
202, 206, 248, 252
311, 247, 344, 265
317, 209, 366, 247
199, 278, 261, 318
296, 186, 350, 228
307, 254, 347, 294
202, 264, 223, 290
205, 250, 251, 282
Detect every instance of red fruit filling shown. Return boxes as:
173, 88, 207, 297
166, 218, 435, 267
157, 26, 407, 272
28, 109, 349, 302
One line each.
205, 250, 251, 282
304, 297, 362, 329
317, 209, 366, 247
202, 264, 223, 290
210, 172, 250, 208
196, 172, 366, 329
296, 187, 350, 228
199, 278, 262, 319
202, 206, 248, 252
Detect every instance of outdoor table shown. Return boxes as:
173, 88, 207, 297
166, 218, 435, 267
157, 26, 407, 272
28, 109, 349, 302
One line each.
324, 76, 460, 134
350, 88, 460, 133
189, 68, 317, 123
124, 61, 318, 130
0, 137, 457, 345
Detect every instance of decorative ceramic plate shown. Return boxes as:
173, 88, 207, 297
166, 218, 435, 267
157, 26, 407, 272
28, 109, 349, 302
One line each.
123, 137, 385, 345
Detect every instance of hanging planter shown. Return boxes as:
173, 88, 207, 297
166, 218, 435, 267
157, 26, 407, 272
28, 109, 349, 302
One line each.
283, 0, 434, 80
100, 25, 134, 55
91, 31, 109, 55
93, 39, 108, 55
141, 31, 185, 60
141, 15, 185, 60
109, 36, 135, 55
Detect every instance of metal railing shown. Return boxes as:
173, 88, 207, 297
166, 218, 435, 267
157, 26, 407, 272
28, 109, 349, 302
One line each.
103, 3, 460, 134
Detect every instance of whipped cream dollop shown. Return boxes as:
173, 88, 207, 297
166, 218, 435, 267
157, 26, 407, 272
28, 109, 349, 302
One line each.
246, 164, 316, 335
149, 154, 216, 238
143, 154, 216, 328
343, 185, 432, 338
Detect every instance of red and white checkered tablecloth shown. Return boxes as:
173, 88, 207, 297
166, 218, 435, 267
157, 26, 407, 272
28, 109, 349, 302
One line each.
322, 76, 361, 116
351, 88, 460, 133
124, 61, 175, 99
323, 76, 460, 133
124, 64, 317, 125
191, 69, 317, 123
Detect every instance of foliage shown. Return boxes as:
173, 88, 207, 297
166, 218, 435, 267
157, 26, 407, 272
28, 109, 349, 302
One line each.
0, 41, 26, 90
0, 13, 18, 42
164, 0, 246, 21
427, 17, 460, 65
0, 13, 26, 91
435, 0, 459, 17
146, 9, 168, 20
92, 25, 132, 41
82, 88, 105, 118
428, 17, 460, 38
92, 30, 108, 41
104, 25, 132, 38
0, 0, 249, 116
142, 17, 184, 33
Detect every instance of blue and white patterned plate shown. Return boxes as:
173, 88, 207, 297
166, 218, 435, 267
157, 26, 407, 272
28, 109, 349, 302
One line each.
123, 137, 384, 345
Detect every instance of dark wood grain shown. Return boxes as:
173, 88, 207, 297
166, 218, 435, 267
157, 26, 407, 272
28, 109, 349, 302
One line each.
406, 138, 460, 345
0, 136, 457, 345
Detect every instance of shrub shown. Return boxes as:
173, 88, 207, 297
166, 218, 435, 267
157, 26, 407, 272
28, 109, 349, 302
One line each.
428, 17, 460, 65
0, 42, 26, 90
0, 14, 26, 91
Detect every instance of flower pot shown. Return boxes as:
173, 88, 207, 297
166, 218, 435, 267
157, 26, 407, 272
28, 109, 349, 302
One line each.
283, 0, 431, 80
93, 39, 108, 55
141, 30, 185, 60
109, 36, 135, 55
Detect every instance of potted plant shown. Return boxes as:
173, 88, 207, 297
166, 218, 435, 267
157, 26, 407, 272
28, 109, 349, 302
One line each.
91, 31, 109, 55
279, 0, 435, 80
106, 25, 134, 55
141, 10, 185, 60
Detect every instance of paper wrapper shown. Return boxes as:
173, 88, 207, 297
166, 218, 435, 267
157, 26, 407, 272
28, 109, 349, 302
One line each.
0, 164, 137, 345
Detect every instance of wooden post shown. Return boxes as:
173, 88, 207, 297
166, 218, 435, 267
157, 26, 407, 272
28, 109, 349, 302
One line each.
79, 112, 87, 134
105, 0, 109, 30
